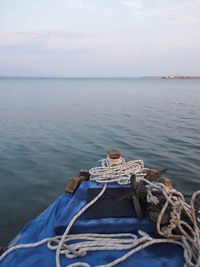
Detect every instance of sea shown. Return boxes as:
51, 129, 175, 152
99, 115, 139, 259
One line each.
0, 77, 200, 245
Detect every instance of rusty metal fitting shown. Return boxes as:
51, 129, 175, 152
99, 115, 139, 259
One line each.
145, 168, 168, 181
158, 177, 172, 189
65, 178, 81, 194
65, 169, 90, 194
108, 149, 121, 159
79, 169, 90, 180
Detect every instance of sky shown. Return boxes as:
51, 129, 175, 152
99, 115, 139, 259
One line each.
0, 0, 200, 77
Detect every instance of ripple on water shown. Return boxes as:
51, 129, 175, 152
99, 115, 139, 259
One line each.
0, 78, 200, 245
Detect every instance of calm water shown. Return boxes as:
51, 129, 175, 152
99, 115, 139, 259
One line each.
0, 78, 200, 245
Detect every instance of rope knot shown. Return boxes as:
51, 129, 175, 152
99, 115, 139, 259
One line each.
147, 188, 159, 205
160, 226, 172, 238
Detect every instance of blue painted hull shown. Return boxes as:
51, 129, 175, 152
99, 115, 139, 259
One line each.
0, 181, 185, 267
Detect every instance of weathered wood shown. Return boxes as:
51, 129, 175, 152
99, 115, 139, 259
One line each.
65, 169, 90, 194
0, 246, 4, 256
65, 178, 81, 194
158, 177, 172, 189
79, 169, 90, 180
145, 168, 168, 181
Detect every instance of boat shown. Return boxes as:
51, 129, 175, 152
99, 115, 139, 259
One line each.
0, 149, 199, 267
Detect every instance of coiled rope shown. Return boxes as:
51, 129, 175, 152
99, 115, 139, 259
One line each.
1, 162, 200, 267
1, 182, 197, 267
89, 159, 145, 184
143, 178, 200, 267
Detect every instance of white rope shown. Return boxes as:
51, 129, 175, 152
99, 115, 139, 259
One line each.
55, 184, 107, 267
142, 178, 200, 267
1, 179, 199, 267
48, 231, 185, 267
89, 160, 145, 184
1, 161, 200, 267
0, 184, 107, 266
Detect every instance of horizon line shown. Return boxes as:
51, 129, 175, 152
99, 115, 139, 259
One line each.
1, 75, 200, 79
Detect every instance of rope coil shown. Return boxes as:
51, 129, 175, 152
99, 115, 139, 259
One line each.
0, 161, 200, 267
144, 179, 200, 267
89, 160, 145, 184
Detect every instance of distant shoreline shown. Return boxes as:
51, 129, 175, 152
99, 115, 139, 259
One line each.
161, 76, 200, 80
0, 76, 200, 80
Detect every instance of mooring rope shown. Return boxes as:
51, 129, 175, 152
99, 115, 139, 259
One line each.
60, 175, 200, 267
89, 159, 146, 184
0, 184, 107, 266
0, 162, 200, 267
55, 183, 107, 267
142, 178, 200, 267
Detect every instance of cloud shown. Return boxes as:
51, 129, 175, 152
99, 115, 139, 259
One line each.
121, 0, 141, 9
121, 1, 200, 27
55, 0, 94, 11
0, 30, 96, 47
159, 4, 200, 27
55, 0, 82, 8
0, 42, 47, 55
17, 30, 93, 41
0, 30, 106, 56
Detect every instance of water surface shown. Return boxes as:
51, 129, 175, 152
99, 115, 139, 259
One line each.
0, 78, 200, 244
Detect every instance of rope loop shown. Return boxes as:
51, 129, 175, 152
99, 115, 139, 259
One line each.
89, 160, 145, 184
0, 161, 199, 267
